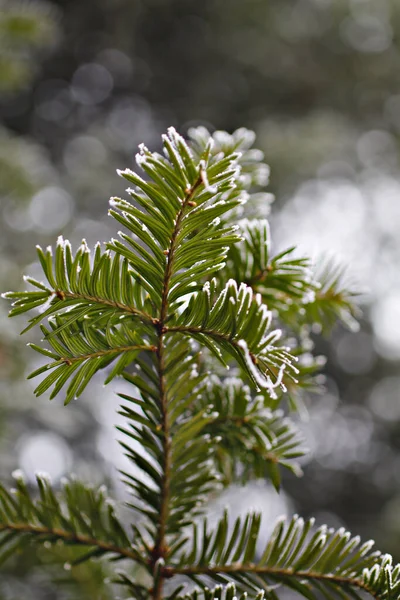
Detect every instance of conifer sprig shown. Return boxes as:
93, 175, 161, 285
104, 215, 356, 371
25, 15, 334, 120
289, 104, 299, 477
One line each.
4, 238, 157, 329
218, 217, 358, 334
170, 514, 398, 600
199, 378, 305, 490
1, 126, 393, 600
28, 320, 157, 404
0, 473, 140, 567
171, 278, 298, 395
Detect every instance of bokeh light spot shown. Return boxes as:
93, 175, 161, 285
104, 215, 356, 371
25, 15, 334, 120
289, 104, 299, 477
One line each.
341, 14, 392, 53
369, 376, 400, 422
18, 432, 72, 482
334, 330, 376, 375
71, 63, 113, 105
63, 135, 107, 174
29, 186, 74, 232
372, 290, 400, 359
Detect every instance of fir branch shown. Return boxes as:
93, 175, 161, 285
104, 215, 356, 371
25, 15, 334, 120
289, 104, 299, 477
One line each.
109, 127, 244, 310
198, 378, 305, 490
160, 175, 203, 323
39, 342, 156, 365
217, 218, 316, 313
58, 289, 155, 324
218, 219, 359, 335
154, 339, 218, 538
3, 241, 156, 333
188, 126, 272, 210
168, 514, 397, 600
0, 474, 141, 568
300, 259, 360, 333
27, 319, 157, 404
166, 564, 384, 599
0, 522, 139, 562
152, 334, 171, 598
1, 125, 390, 600
171, 279, 298, 397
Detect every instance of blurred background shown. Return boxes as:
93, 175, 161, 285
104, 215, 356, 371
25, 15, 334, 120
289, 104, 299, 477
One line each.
1, 0, 400, 597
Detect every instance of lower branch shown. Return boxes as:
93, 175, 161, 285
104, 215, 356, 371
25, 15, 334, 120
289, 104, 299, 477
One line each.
0, 522, 141, 562
162, 565, 381, 600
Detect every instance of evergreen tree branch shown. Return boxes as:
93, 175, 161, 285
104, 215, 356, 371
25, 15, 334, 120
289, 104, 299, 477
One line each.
109, 128, 246, 599
56, 289, 155, 324
188, 126, 273, 216
41, 342, 156, 365
159, 176, 203, 324
166, 565, 384, 599
0, 522, 139, 562
165, 325, 258, 355
0, 474, 142, 568
3, 241, 156, 334
216, 219, 315, 313
2, 126, 385, 600
108, 127, 244, 311
167, 513, 398, 600
197, 378, 305, 490
171, 280, 298, 397
152, 335, 171, 600
217, 219, 359, 335
27, 320, 157, 404
166, 324, 310, 415
117, 343, 218, 560
298, 259, 360, 333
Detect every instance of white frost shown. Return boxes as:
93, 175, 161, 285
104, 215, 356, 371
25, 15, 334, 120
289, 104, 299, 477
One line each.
11, 469, 25, 481
237, 339, 287, 399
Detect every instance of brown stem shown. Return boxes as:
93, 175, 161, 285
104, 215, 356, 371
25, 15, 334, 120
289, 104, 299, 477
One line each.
60, 344, 157, 365
161, 564, 381, 599
246, 265, 273, 285
0, 522, 141, 562
159, 179, 202, 325
151, 178, 202, 600
164, 325, 259, 363
59, 291, 156, 324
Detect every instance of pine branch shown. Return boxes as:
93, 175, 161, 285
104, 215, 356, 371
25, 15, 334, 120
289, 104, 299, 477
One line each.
299, 259, 361, 333
27, 319, 157, 404
3, 240, 156, 332
198, 378, 305, 490
108, 127, 244, 310
217, 219, 315, 312
218, 218, 359, 335
1, 125, 389, 600
171, 279, 298, 397
0, 473, 142, 568
167, 514, 398, 600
